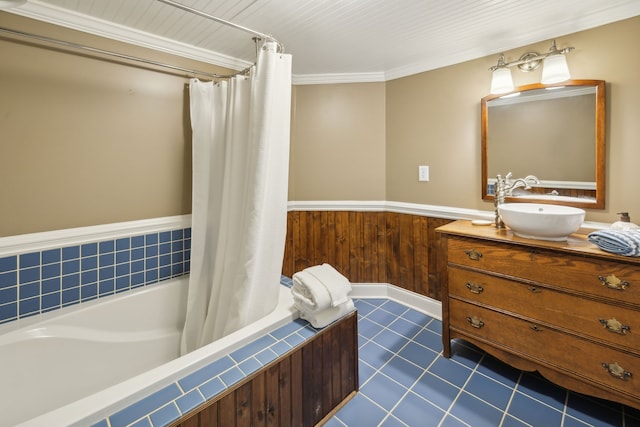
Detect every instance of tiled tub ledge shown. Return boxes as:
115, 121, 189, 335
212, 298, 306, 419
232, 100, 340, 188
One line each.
97, 320, 315, 427
90, 277, 359, 427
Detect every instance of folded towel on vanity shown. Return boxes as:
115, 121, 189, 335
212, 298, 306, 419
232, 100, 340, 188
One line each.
291, 264, 352, 311
297, 299, 356, 329
587, 229, 640, 256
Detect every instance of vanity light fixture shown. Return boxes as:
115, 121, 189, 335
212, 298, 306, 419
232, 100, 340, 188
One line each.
489, 54, 514, 94
489, 40, 575, 94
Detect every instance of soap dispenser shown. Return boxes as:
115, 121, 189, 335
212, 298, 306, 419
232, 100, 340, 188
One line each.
611, 212, 640, 232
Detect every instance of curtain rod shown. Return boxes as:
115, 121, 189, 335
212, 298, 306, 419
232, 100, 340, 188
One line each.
156, 0, 283, 52
0, 26, 248, 80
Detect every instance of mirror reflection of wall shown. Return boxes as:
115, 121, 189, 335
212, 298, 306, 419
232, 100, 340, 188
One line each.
487, 87, 596, 183
482, 80, 606, 208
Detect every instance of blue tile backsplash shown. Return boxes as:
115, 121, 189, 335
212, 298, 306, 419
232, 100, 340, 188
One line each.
0, 227, 191, 324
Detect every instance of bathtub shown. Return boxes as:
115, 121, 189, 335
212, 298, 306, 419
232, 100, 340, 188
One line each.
1, 276, 297, 427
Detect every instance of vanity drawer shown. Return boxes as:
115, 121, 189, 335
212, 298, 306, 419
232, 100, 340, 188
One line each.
448, 267, 640, 352
449, 299, 639, 399
447, 237, 640, 305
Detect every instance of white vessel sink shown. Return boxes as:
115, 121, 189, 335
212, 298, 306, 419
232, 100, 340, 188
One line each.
498, 203, 585, 241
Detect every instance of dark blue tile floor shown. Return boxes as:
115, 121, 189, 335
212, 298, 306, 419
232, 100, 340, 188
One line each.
326, 298, 640, 427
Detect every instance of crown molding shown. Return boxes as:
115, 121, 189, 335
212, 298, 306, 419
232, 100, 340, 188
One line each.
292, 72, 386, 85
9, 0, 252, 71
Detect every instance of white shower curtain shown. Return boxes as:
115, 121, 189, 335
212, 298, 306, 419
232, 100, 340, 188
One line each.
180, 42, 292, 354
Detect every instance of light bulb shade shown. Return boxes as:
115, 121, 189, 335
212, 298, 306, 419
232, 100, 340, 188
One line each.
490, 67, 514, 94
541, 54, 570, 84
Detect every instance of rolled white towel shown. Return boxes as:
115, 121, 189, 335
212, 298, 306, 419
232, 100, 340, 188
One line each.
313, 264, 352, 306
304, 263, 352, 307
298, 299, 355, 329
291, 264, 352, 311
291, 270, 332, 312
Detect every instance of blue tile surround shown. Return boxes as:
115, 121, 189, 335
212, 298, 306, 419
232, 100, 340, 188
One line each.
0, 227, 191, 324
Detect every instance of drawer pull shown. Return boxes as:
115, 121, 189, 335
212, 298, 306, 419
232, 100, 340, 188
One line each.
527, 286, 541, 294
465, 249, 483, 261
466, 316, 484, 329
598, 274, 629, 291
601, 362, 632, 381
599, 318, 631, 335
530, 324, 543, 332
465, 282, 484, 294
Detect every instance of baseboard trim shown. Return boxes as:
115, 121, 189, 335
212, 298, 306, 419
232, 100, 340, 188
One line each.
351, 282, 442, 320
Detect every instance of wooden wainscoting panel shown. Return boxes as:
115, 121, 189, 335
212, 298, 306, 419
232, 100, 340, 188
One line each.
265, 365, 280, 426
427, 217, 454, 300
334, 211, 351, 280
290, 350, 304, 426
384, 211, 400, 287
235, 382, 252, 426
250, 372, 266, 426
283, 210, 452, 300
282, 210, 295, 278
348, 211, 364, 282
398, 213, 416, 290
413, 215, 430, 297
172, 312, 358, 427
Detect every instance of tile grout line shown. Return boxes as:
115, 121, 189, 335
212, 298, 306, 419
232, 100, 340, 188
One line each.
438, 351, 486, 427
356, 300, 472, 426
372, 320, 436, 426
497, 370, 524, 426
367, 309, 455, 425
346, 300, 418, 425
560, 390, 569, 427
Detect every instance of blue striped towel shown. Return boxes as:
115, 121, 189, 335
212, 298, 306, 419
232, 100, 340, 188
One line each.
587, 229, 640, 256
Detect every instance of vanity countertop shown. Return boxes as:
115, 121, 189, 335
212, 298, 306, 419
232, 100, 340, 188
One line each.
436, 220, 640, 264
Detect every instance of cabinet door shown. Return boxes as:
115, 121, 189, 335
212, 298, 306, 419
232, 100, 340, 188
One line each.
449, 299, 639, 400
447, 237, 640, 305
448, 267, 640, 352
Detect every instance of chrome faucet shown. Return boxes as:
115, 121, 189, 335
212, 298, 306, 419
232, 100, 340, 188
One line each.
505, 174, 541, 196
494, 172, 540, 228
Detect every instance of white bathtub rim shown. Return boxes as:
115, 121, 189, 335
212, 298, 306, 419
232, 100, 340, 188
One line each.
16, 281, 298, 427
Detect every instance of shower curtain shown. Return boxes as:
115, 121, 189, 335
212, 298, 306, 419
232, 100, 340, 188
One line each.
180, 42, 292, 354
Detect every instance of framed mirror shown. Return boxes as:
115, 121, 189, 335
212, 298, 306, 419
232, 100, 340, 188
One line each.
481, 79, 606, 209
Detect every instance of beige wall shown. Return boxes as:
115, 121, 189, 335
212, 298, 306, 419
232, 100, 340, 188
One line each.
0, 12, 232, 237
293, 16, 640, 223
289, 83, 386, 200
3, 13, 640, 237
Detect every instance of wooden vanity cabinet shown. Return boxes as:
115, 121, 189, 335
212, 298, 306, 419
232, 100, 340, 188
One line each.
437, 220, 640, 410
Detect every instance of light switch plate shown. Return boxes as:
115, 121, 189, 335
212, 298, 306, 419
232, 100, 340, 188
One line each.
418, 165, 429, 182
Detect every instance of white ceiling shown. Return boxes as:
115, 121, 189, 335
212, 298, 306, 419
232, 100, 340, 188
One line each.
7, 0, 640, 83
